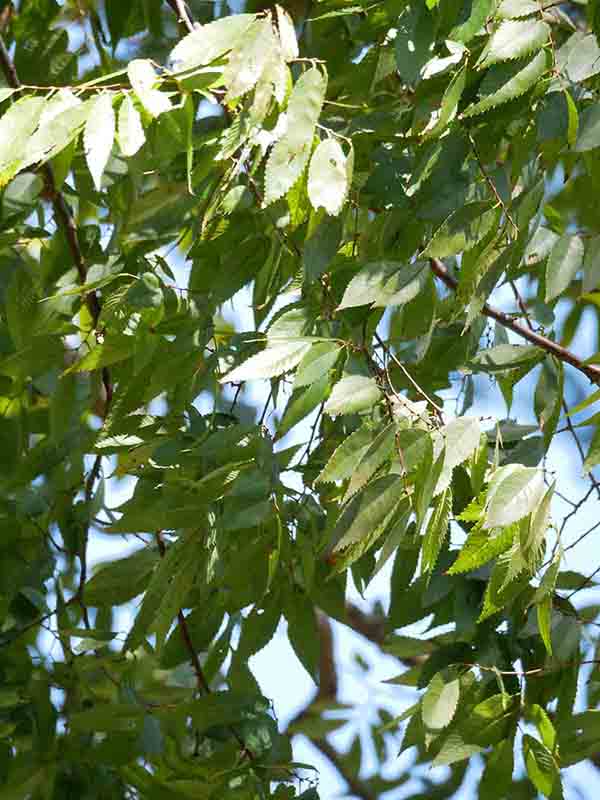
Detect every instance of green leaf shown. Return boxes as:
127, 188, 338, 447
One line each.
422, 202, 495, 258
462, 693, 519, 746
264, 67, 326, 205
223, 18, 277, 103
523, 734, 560, 798
558, 710, 600, 765
220, 340, 312, 383
338, 261, 400, 310
448, 521, 515, 575
303, 210, 343, 281
85, 547, 158, 606
316, 421, 376, 483
237, 594, 282, 660
497, 0, 539, 18
160, 606, 223, 668
21, 96, 91, 171
128, 59, 172, 117
462, 50, 549, 118
537, 595, 553, 655
485, 464, 545, 528
450, 0, 495, 43
395, 4, 435, 86
479, 557, 530, 621
424, 65, 466, 139
374, 262, 427, 308
472, 343, 542, 372
187, 691, 266, 733
124, 533, 194, 652
432, 733, 483, 766
343, 421, 397, 500
545, 234, 584, 302
575, 102, 600, 151
275, 374, 329, 440
421, 671, 460, 732
433, 417, 482, 495
118, 94, 145, 157
63, 337, 135, 374
294, 341, 342, 389
152, 553, 200, 653
527, 704, 556, 751
285, 590, 320, 682
479, 20, 549, 68
0, 96, 46, 185
479, 736, 515, 799
70, 704, 145, 732
583, 424, 600, 473
556, 31, 600, 83
415, 447, 445, 533
307, 138, 351, 216
84, 92, 116, 191
329, 474, 405, 553
421, 489, 452, 576
276, 6, 299, 61
324, 375, 381, 416
583, 236, 600, 293
169, 14, 255, 72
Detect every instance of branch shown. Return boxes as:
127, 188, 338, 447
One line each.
428, 258, 600, 386
312, 738, 378, 800
286, 612, 378, 800
165, 0, 195, 34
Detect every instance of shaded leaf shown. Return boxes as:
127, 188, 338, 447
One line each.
545, 234, 584, 302
463, 51, 549, 118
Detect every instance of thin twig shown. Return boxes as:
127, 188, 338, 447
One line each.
467, 130, 518, 237
165, 0, 195, 34
155, 533, 211, 694
374, 331, 444, 417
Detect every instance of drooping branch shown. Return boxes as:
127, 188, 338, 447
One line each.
428, 257, 600, 385
0, 32, 113, 628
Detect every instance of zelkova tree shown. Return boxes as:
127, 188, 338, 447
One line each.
4, 0, 600, 797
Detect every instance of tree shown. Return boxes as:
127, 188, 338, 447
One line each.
3, 0, 600, 796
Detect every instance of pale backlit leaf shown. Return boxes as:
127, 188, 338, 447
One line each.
118, 95, 146, 156
84, 93, 115, 191
220, 340, 312, 383
308, 138, 350, 216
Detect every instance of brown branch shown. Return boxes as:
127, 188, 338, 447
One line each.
428, 257, 600, 385
345, 603, 386, 646
312, 738, 378, 800
286, 612, 378, 800
0, 31, 115, 633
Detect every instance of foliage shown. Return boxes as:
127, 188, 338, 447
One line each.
2, 0, 600, 798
